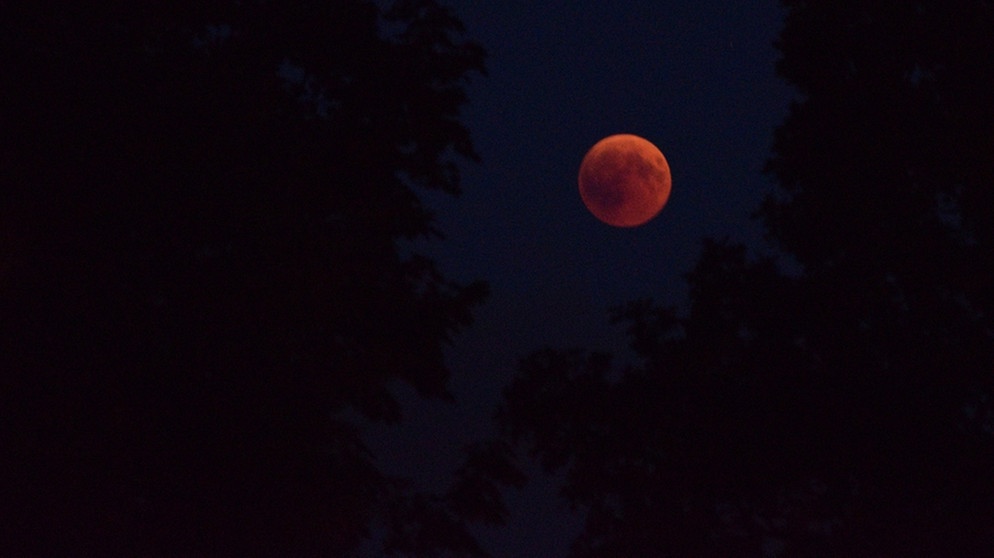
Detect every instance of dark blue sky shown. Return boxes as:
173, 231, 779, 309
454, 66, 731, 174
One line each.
366, 1, 794, 555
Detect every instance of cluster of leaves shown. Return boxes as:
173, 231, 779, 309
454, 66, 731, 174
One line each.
0, 0, 508, 555
495, 1, 994, 556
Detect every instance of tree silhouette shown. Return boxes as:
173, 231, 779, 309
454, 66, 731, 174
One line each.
494, 1, 994, 556
1, 1, 502, 555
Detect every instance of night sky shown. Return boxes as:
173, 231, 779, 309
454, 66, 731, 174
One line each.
8, 0, 994, 554
365, 1, 794, 555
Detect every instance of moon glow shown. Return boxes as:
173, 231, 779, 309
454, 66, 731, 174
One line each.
578, 134, 671, 227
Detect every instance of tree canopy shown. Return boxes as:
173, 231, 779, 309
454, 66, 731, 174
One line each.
1, 1, 501, 555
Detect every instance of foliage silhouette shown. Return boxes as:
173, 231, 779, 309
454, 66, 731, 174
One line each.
494, 1, 994, 556
1, 0, 499, 555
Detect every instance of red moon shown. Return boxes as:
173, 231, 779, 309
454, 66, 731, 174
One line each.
578, 134, 671, 227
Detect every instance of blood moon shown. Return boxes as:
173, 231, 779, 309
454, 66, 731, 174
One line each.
578, 134, 671, 227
